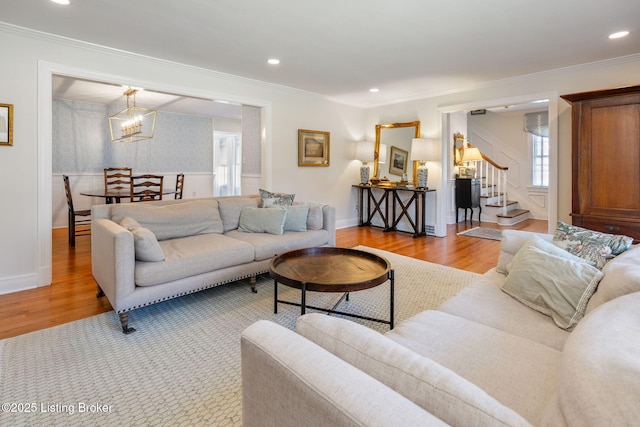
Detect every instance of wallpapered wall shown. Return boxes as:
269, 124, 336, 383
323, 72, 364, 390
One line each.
53, 99, 214, 173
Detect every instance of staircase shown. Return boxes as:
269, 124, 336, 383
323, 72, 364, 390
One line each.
471, 146, 530, 226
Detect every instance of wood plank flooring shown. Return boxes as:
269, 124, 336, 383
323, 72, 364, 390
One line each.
0, 220, 546, 339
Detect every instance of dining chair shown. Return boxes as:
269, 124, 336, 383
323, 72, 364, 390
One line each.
175, 173, 185, 199
104, 167, 132, 203
131, 174, 164, 202
63, 175, 91, 247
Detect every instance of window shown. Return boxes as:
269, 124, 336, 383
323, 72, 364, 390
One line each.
532, 134, 549, 187
213, 132, 242, 196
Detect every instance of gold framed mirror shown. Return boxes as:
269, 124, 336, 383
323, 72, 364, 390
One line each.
374, 121, 421, 184
453, 132, 465, 166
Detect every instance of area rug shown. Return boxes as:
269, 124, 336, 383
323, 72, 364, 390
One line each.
457, 226, 503, 241
0, 246, 481, 427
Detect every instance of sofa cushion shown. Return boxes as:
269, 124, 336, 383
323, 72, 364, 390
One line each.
502, 244, 602, 331
217, 196, 260, 232
283, 205, 309, 231
552, 221, 633, 269
541, 292, 640, 426
238, 207, 287, 235
505, 235, 587, 272
259, 188, 295, 206
496, 230, 553, 274
386, 310, 561, 425
586, 244, 640, 313
296, 314, 531, 427
437, 273, 570, 351
119, 216, 164, 262
225, 229, 330, 261
134, 233, 255, 287
110, 199, 224, 240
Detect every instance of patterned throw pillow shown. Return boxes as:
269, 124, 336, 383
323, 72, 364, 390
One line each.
552, 221, 633, 269
259, 189, 295, 207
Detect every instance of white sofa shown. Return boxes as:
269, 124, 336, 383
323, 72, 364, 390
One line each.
91, 195, 335, 333
241, 229, 640, 426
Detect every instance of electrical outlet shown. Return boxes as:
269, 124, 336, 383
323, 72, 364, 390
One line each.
192, 192, 196, 197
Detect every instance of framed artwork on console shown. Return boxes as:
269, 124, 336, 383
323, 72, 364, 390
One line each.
389, 145, 408, 176
298, 129, 330, 166
0, 103, 13, 146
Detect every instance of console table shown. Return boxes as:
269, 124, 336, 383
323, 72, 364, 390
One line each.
353, 184, 435, 238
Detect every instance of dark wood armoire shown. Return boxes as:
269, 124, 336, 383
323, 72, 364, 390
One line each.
561, 85, 640, 239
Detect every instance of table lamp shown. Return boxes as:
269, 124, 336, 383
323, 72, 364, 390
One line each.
461, 147, 483, 178
410, 138, 437, 189
355, 140, 375, 185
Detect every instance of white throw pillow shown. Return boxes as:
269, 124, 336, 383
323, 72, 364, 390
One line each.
502, 245, 602, 330
496, 230, 553, 274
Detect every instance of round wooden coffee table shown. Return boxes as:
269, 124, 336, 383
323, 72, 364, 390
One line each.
269, 247, 395, 329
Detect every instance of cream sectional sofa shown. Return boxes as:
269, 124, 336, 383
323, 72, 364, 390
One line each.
91, 195, 335, 333
241, 229, 640, 426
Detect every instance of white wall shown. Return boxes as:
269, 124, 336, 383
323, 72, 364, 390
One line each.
0, 23, 363, 294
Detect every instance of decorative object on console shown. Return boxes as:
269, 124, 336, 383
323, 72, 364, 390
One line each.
355, 140, 375, 185
461, 147, 482, 178
109, 87, 157, 143
410, 138, 437, 189
298, 129, 330, 166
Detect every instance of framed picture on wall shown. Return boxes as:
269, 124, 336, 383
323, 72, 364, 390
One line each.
389, 145, 408, 176
298, 129, 330, 166
0, 103, 13, 146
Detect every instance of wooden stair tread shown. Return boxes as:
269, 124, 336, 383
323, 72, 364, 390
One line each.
497, 209, 530, 218
481, 192, 504, 198
485, 200, 518, 208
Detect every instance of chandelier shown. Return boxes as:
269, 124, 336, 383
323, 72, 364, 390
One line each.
109, 87, 157, 142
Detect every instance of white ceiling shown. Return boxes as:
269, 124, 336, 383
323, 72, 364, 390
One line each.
1, 0, 639, 110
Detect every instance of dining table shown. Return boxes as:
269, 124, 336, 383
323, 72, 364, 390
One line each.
80, 188, 177, 204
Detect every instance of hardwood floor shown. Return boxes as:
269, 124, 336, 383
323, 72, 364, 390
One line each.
0, 220, 547, 340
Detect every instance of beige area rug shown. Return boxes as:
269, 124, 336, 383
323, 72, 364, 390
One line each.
457, 226, 503, 241
0, 246, 481, 427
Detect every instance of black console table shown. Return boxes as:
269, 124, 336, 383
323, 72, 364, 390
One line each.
455, 178, 481, 223
353, 184, 435, 238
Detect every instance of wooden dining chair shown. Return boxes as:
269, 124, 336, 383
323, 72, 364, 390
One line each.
63, 175, 91, 247
175, 173, 185, 199
131, 174, 164, 202
104, 167, 132, 203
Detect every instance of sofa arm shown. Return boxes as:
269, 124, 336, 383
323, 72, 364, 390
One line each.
91, 217, 136, 310
241, 320, 446, 427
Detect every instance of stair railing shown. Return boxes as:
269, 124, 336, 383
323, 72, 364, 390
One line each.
468, 145, 509, 215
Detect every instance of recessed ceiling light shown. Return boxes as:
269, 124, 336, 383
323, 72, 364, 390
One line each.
266, 59, 280, 65
50, 0, 71, 5
369, 88, 379, 93
609, 31, 629, 39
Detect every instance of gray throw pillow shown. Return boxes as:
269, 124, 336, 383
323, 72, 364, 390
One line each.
119, 216, 165, 262
238, 207, 287, 235
502, 244, 603, 330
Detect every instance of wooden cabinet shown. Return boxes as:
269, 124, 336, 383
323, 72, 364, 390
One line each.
561, 85, 640, 239
455, 178, 481, 223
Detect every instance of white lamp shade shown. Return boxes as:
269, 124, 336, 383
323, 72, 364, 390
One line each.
410, 138, 437, 161
378, 143, 387, 164
355, 140, 375, 162
461, 147, 483, 162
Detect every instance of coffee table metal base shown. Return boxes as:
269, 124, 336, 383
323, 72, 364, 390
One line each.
273, 269, 394, 329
